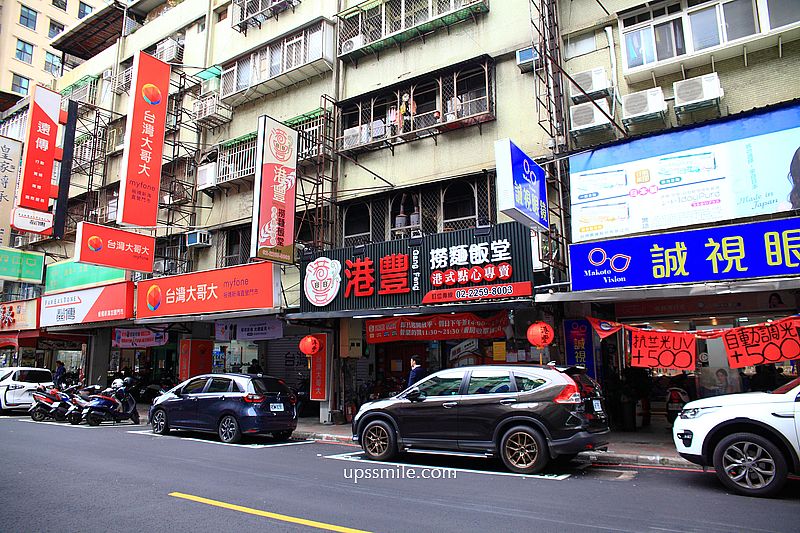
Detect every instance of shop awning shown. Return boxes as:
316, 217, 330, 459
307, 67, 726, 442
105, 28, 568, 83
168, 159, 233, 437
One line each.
535, 277, 800, 304
135, 308, 281, 326
286, 299, 533, 320
0, 334, 18, 348
43, 319, 133, 333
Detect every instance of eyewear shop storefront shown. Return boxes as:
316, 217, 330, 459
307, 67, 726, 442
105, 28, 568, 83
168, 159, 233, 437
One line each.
296, 222, 554, 401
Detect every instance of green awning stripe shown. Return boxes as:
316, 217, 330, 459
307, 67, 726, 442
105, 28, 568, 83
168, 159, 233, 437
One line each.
285, 107, 324, 126
220, 131, 257, 147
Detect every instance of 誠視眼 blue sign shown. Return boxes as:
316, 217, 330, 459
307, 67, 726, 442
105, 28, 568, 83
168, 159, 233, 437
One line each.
494, 138, 549, 232
570, 217, 800, 291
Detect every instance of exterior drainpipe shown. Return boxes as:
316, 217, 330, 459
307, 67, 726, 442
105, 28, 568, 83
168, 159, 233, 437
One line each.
604, 26, 621, 124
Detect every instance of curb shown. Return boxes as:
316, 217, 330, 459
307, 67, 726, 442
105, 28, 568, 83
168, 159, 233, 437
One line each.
578, 450, 699, 469
295, 430, 353, 445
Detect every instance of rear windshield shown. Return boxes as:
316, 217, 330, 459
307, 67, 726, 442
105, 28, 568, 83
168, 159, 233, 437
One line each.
17, 370, 52, 383
772, 377, 800, 394
569, 372, 602, 397
251, 377, 291, 395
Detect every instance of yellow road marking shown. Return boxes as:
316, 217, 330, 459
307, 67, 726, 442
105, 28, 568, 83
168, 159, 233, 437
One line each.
168, 492, 372, 533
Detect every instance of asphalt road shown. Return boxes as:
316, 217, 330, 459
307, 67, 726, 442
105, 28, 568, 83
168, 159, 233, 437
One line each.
0, 413, 797, 533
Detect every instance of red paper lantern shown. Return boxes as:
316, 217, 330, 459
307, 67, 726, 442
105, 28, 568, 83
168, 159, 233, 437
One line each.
299, 335, 321, 356
527, 322, 555, 348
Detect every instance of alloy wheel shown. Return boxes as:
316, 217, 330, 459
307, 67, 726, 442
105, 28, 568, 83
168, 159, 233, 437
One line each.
364, 424, 389, 457
504, 431, 539, 469
152, 411, 165, 433
220, 416, 237, 442
722, 440, 776, 490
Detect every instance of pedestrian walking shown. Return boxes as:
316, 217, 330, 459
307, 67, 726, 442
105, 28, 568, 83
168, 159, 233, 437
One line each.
408, 355, 425, 387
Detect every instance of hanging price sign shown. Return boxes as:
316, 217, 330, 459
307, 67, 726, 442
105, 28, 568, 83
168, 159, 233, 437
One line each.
722, 317, 800, 369
630, 329, 696, 370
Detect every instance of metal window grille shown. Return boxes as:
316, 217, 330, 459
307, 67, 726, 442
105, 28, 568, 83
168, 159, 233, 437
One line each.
112, 66, 133, 95
217, 136, 257, 184
216, 225, 251, 267
231, 0, 302, 34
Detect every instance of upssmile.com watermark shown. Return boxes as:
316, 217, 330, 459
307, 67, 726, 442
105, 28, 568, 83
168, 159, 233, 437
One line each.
343, 465, 457, 484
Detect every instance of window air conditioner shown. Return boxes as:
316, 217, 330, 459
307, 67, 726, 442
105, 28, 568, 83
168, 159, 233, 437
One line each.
152, 259, 166, 274
569, 98, 612, 133
341, 35, 365, 55
14, 235, 27, 248
569, 67, 610, 101
196, 162, 217, 191
186, 230, 212, 248
102, 69, 113, 80
201, 77, 220, 96
673, 73, 723, 109
516, 47, 539, 73
342, 125, 365, 149
622, 87, 667, 123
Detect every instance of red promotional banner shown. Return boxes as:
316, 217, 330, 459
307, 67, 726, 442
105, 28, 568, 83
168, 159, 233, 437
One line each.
117, 51, 171, 227
136, 261, 280, 319
251, 116, 297, 264
721, 316, 800, 369
74, 222, 155, 272
630, 329, 697, 371
366, 312, 509, 344
587, 317, 624, 339
179, 339, 213, 381
17, 85, 60, 212
309, 333, 328, 401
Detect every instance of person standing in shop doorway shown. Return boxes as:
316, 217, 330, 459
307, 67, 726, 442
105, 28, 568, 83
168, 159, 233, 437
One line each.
54, 361, 66, 388
408, 355, 425, 387
247, 358, 263, 374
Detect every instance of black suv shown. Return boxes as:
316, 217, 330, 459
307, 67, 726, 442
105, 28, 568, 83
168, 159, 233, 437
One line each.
353, 365, 608, 473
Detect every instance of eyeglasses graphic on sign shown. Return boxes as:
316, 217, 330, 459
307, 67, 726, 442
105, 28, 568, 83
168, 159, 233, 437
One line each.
587, 247, 631, 272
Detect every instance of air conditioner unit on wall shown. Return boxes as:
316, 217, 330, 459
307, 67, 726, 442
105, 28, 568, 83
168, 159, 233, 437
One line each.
201, 77, 220, 96
569, 67, 610, 101
516, 47, 540, 73
342, 125, 365, 149
196, 162, 217, 191
622, 87, 667, 123
102, 69, 113, 80
186, 230, 211, 248
570, 98, 611, 133
674, 73, 724, 109
341, 35, 365, 55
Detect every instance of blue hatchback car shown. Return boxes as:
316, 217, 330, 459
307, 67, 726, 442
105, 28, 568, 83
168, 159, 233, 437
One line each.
149, 373, 297, 443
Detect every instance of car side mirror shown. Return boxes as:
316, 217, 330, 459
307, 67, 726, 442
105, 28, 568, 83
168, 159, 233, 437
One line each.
406, 387, 423, 402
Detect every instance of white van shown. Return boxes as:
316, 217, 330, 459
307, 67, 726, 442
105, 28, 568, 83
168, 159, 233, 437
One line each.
0, 368, 54, 411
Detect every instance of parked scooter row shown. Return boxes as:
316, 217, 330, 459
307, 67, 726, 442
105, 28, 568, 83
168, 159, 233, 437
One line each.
29, 378, 140, 426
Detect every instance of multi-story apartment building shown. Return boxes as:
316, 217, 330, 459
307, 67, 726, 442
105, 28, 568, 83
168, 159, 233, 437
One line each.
1, 0, 797, 422
0, 0, 99, 110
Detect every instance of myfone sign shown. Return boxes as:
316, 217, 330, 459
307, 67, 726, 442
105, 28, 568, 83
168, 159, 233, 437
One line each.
570, 216, 800, 291
300, 223, 533, 313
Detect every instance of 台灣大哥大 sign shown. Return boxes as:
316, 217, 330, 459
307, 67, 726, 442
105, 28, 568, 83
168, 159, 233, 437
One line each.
74, 222, 155, 272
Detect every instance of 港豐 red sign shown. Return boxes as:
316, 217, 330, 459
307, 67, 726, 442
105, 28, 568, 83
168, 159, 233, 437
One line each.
252, 115, 298, 264
40, 282, 134, 327
117, 51, 171, 227
16, 85, 60, 213
74, 221, 155, 272
300, 222, 533, 313
308, 333, 328, 401
135, 261, 281, 319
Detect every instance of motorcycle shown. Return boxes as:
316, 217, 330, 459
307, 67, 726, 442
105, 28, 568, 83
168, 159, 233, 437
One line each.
82, 378, 139, 426
666, 387, 690, 424
64, 384, 103, 425
29, 385, 67, 422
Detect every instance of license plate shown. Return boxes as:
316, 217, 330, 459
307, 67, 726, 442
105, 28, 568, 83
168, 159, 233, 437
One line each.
270, 403, 284, 412
668, 402, 683, 409
592, 399, 602, 412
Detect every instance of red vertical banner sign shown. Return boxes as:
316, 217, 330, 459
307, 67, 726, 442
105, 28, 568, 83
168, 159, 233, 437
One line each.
116, 51, 171, 227
16, 85, 60, 212
178, 339, 214, 381
309, 333, 328, 401
251, 115, 298, 264
629, 329, 697, 371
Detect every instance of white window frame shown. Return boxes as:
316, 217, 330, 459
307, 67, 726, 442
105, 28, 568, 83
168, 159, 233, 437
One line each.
619, 0, 795, 75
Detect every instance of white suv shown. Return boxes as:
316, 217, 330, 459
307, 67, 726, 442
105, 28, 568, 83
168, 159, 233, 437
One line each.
0, 367, 54, 411
673, 377, 800, 498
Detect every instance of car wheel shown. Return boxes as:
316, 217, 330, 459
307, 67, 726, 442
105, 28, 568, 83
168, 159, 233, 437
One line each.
500, 425, 549, 474
86, 413, 101, 426
151, 409, 169, 435
273, 430, 292, 441
361, 420, 397, 461
30, 409, 46, 422
218, 415, 242, 444
713, 432, 788, 498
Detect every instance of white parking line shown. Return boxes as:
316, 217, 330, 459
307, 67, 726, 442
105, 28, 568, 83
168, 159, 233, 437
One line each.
323, 451, 571, 480
127, 429, 316, 449
18, 419, 137, 429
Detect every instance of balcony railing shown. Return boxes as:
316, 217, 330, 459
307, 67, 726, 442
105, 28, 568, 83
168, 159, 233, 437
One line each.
232, 0, 302, 35
111, 66, 132, 95
338, 0, 489, 61
336, 57, 494, 155
61, 76, 99, 111
216, 134, 257, 185
220, 21, 333, 106
193, 93, 233, 129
